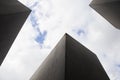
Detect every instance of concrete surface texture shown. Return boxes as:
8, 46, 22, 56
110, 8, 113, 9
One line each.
30, 33, 110, 80
90, 0, 120, 29
0, 0, 31, 65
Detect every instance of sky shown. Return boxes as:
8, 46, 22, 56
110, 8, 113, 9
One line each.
0, 0, 120, 80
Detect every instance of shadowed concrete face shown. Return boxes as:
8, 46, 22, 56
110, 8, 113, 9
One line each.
90, 0, 120, 29
30, 33, 110, 80
0, 0, 31, 65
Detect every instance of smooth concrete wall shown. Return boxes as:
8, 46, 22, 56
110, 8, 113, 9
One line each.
65, 34, 110, 80
90, 0, 120, 29
30, 35, 66, 80
0, 1, 31, 65
30, 33, 110, 80
0, 0, 30, 15
90, 0, 118, 4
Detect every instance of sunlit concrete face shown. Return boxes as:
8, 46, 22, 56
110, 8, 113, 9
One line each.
90, 0, 120, 29
30, 33, 110, 80
0, 0, 31, 65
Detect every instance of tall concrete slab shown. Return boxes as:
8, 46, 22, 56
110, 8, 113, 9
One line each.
30, 33, 110, 80
0, 0, 31, 65
90, 0, 120, 29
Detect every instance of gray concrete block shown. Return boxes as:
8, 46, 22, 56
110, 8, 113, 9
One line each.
30, 33, 110, 80
0, 0, 31, 65
90, 0, 120, 29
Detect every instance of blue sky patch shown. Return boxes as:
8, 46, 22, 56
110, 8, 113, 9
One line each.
35, 30, 47, 44
117, 64, 120, 68
29, 2, 47, 46
30, 11, 39, 27
77, 29, 85, 36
